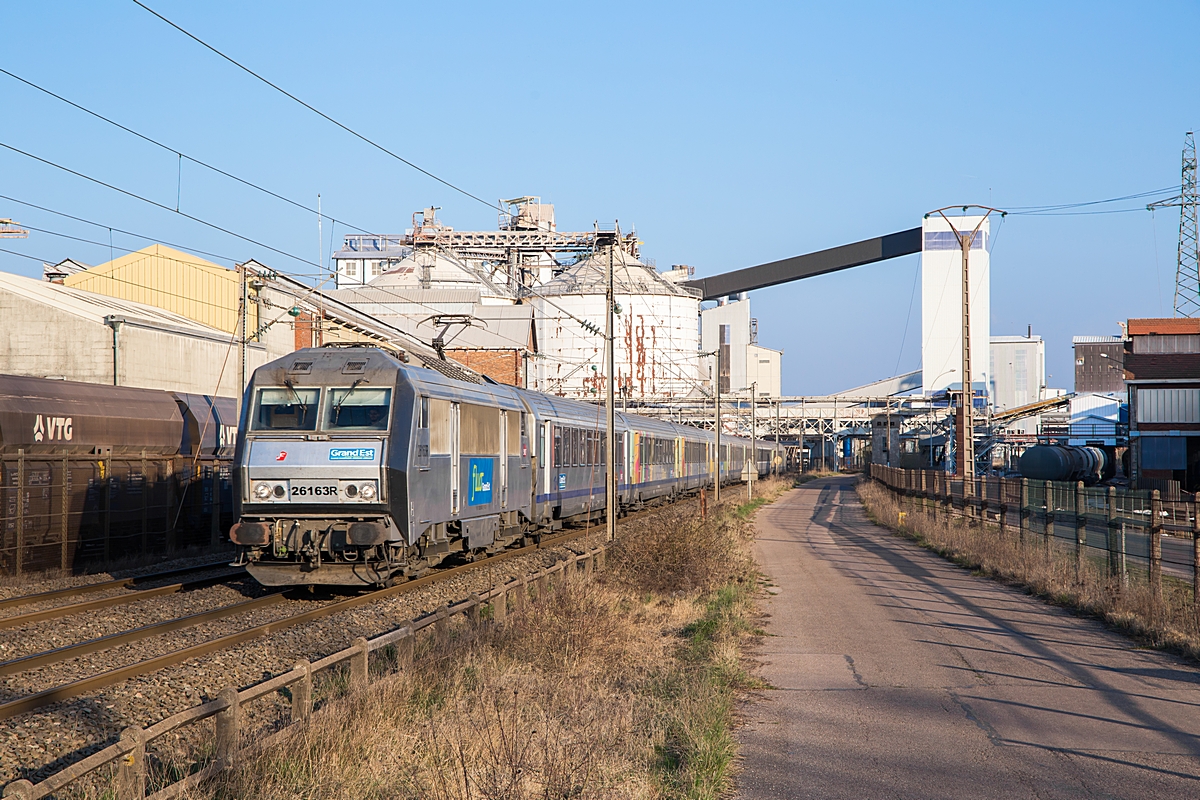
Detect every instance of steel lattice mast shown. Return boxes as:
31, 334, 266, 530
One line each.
1148, 132, 1200, 318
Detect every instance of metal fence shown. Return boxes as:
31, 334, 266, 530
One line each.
0, 544, 608, 800
0, 450, 233, 576
868, 464, 1200, 600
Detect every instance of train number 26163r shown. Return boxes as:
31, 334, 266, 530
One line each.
290, 484, 338, 497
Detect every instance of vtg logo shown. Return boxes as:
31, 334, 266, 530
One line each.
33, 414, 73, 442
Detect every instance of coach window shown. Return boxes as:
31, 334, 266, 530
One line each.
326, 388, 391, 430
418, 397, 429, 429
460, 403, 500, 455
553, 426, 563, 468
252, 387, 320, 431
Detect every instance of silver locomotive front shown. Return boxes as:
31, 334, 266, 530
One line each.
230, 348, 408, 586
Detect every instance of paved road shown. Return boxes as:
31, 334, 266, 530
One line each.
736, 477, 1200, 799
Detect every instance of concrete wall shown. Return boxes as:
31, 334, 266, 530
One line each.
0, 291, 267, 397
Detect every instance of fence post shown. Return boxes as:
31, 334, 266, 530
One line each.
115, 726, 146, 800
493, 584, 508, 625
393, 626, 414, 670
583, 552, 594, 578
210, 465, 221, 548
435, 604, 450, 637
291, 660, 312, 722
140, 450, 148, 554
595, 547, 606, 571
1020, 478, 1029, 545
1192, 503, 1200, 625
351, 636, 370, 689
1, 779, 33, 799
1075, 481, 1086, 581
1044, 481, 1055, 548
468, 593, 482, 624
999, 478, 1009, 536
61, 451, 70, 571
215, 686, 240, 768
1107, 486, 1119, 579
1151, 489, 1163, 603
101, 458, 111, 561
15, 450, 24, 577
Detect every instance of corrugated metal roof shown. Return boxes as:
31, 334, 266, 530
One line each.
61, 244, 256, 334
1073, 335, 1123, 344
1128, 318, 1200, 335
0, 270, 227, 331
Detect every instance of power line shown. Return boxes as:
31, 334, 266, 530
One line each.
0, 140, 324, 272
1006, 186, 1175, 214
130, 0, 504, 214
0, 66, 375, 236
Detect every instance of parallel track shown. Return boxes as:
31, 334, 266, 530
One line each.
0, 569, 246, 631
0, 526, 599, 721
0, 560, 242, 615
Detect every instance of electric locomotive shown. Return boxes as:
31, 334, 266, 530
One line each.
230, 345, 772, 587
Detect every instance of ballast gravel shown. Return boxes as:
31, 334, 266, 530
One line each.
0, 532, 611, 786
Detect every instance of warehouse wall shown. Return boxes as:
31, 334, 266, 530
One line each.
0, 293, 267, 397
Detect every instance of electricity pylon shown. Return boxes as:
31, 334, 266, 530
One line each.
1148, 132, 1200, 318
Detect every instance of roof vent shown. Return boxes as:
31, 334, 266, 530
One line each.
289, 361, 313, 374
342, 360, 368, 374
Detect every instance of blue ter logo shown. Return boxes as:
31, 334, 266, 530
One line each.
468, 458, 494, 506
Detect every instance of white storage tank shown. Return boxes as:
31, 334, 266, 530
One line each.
532, 245, 702, 400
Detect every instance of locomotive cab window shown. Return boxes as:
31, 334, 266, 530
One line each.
252, 387, 320, 431
325, 388, 391, 430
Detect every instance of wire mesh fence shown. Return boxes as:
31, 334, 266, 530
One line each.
868, 464, 1200, 601
0, 450, 233, 576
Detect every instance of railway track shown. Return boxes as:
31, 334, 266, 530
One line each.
0, 525, 602, 721
0, 560, 243, 616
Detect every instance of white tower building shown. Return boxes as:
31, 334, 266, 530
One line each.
921, 214, 991, 396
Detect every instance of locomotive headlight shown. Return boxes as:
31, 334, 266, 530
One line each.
359, 482, 377, 501
253, 482, 272, 500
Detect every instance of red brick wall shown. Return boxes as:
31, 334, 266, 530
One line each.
445, 349, 523, 386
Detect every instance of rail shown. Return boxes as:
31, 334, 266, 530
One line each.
867, 465, 1200, 603
0, 544, 609, 800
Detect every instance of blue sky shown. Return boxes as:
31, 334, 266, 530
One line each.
1, 1, 1196, 395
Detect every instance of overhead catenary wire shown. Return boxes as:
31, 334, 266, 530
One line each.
130, 0, 505, 215
0, 140, 333, 274
0, 66, 375, 236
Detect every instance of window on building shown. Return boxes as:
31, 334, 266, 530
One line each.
344, 260, 358, 278
370, 260, 384, 278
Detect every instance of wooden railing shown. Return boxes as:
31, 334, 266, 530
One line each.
1, 544, 608, 800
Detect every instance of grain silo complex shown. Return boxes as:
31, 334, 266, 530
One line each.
531, 243, 702, 400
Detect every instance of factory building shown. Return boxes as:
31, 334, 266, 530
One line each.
989, 335, 1046, 412
532, 244, 702, 400
14, 244, 480, 398
700, 296, 783, 398
0, 270, 267, 396
921, 215, 991, 397
1124, 317, 1200, 494
1074, 335, 1127, 393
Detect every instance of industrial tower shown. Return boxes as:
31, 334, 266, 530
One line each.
1148, 132, 1200, 317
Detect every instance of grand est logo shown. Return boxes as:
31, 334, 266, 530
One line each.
33, 414, 73, 442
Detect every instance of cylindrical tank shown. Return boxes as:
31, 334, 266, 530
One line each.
1018, 445, 1114, 485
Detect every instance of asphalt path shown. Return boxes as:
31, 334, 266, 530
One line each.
736, 476, 1200, 799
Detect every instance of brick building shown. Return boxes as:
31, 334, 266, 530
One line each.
1125, 318, 1200, 493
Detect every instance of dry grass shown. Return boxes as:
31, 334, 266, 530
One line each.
197, 480, 791, 800
858, 479, 1200, 661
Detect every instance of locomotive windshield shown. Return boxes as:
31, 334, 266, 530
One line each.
251, 387, 320, 431
326, 388, 391, 431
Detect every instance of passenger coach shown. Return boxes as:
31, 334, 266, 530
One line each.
231, 346, 773, 587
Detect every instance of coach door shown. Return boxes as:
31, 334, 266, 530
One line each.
499, 410, 508, 507
450, 402, 461, 515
